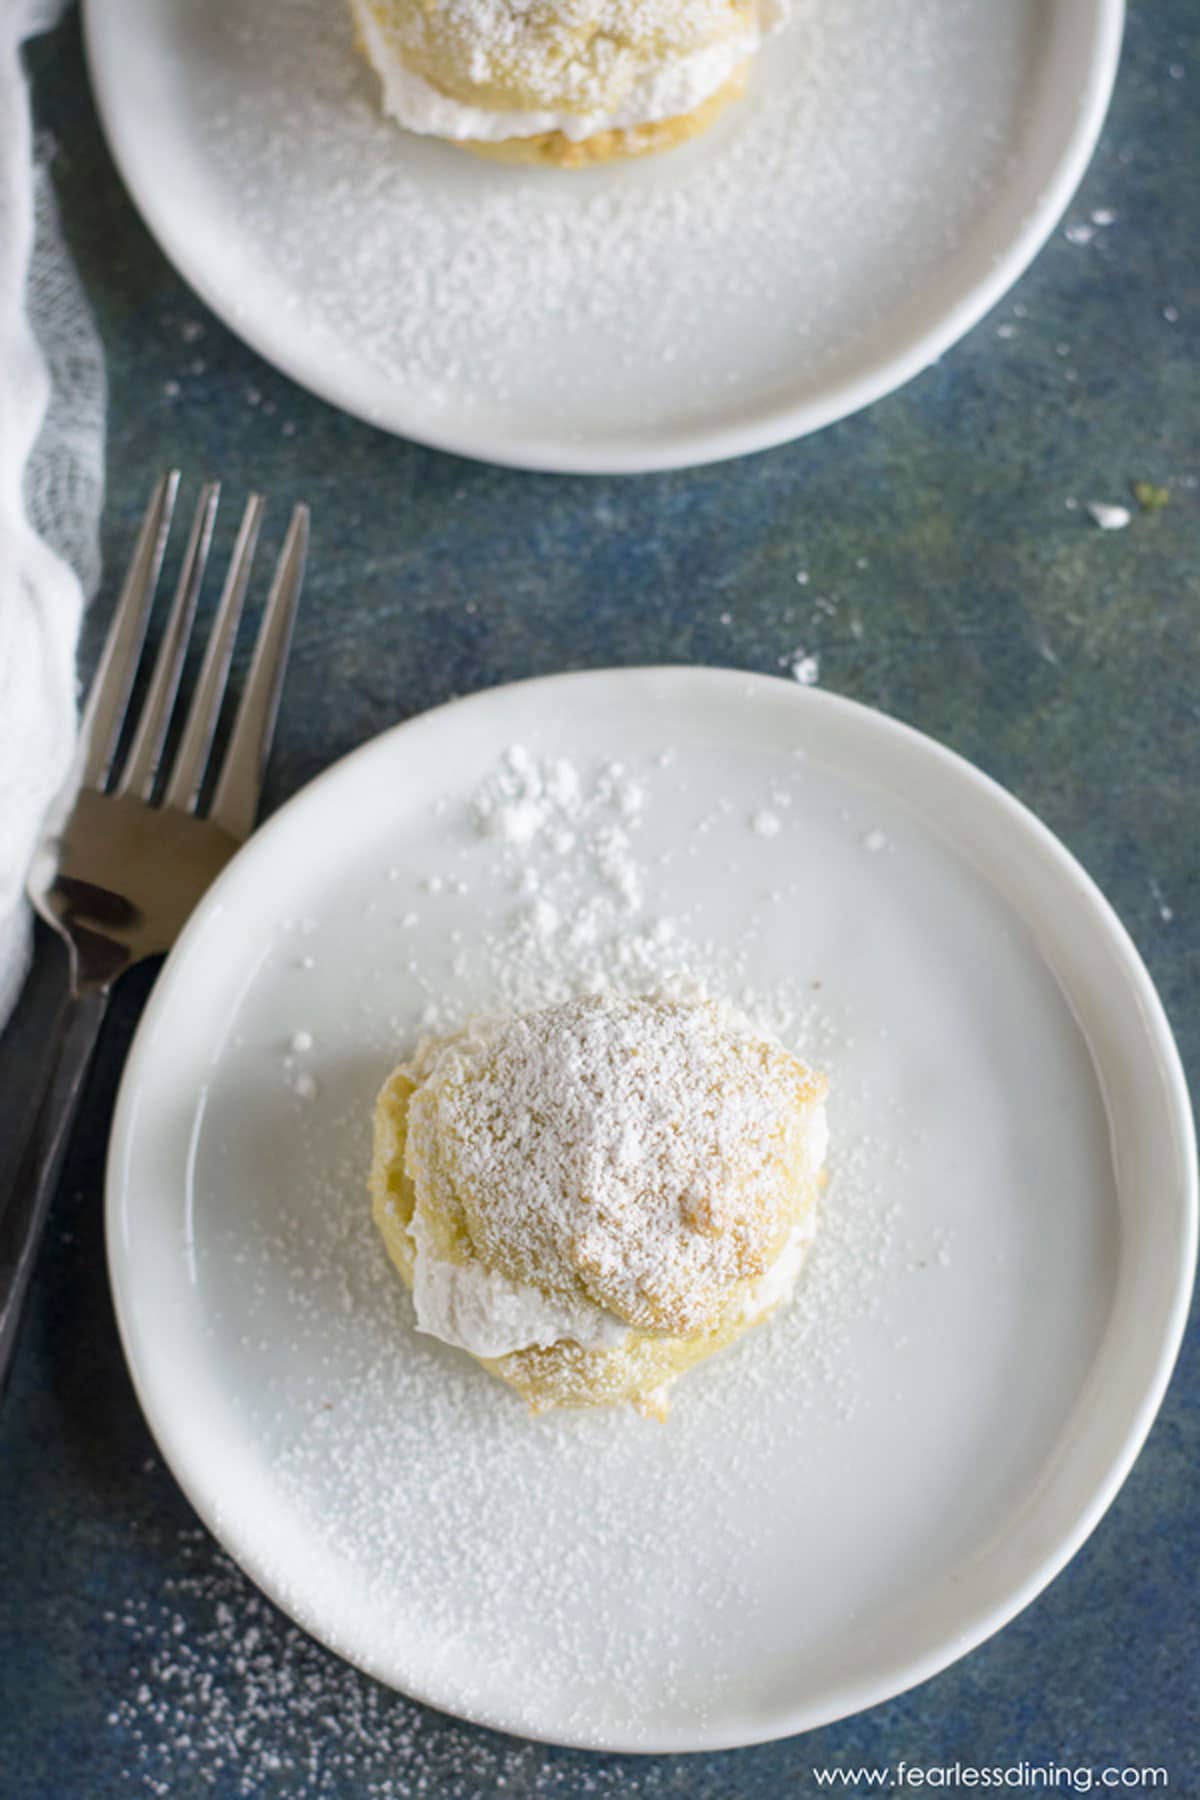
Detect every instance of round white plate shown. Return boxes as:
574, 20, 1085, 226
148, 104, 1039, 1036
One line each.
84, 0, 1122, 473
107, 668, 1195, 1752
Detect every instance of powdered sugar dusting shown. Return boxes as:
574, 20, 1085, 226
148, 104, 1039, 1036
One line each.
475, 748, 648, 926
1086, 500, 1132, 531
119, 738, 906, 1752
164, 742, 911, 1740
109, 1085, 901, 1780
105, 1534, 645, 1796
404, 995, 826, 1335
185, 0, 1029, 436
105, 675, 1123, 1763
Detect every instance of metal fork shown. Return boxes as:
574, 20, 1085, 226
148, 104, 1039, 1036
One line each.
0, 472, 308, 1386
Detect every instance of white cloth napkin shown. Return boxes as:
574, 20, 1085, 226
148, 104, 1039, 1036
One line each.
0, 0, 106, 1026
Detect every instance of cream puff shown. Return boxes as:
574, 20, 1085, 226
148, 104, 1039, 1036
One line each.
369, 992, 828, 1415
350, 0, 788, 165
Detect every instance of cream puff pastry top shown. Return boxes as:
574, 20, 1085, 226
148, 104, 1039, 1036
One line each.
400, 994, 828, 1357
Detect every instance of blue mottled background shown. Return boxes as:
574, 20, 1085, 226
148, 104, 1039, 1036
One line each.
0, 3, 1196, 1795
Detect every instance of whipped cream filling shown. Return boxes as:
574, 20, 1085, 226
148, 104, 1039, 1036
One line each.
737, 1210, 817, 1322
352, 0, 782, 144
411, 1098, 826, 1358
410, 1211, 630, 1357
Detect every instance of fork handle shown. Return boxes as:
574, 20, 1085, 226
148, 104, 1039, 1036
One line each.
0, 987, 109, 1392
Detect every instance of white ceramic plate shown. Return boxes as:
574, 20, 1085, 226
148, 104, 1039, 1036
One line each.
107, 669, 1195, 1752
84, 0, 1122, 473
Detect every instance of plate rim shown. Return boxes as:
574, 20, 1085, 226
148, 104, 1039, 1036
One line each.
82, 0, 1125, 475
105, 666, 1197, 1752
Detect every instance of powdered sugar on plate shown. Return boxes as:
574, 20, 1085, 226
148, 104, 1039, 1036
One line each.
105, 1531, 652, 1797
107, 671, 1126, 1759
116, 736, 910, 1757
167, 0, 1032, 439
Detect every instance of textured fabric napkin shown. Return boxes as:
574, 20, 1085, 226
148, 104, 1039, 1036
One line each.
0, 0, 106, 1027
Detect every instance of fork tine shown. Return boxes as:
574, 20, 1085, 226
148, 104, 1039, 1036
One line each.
162, 494, 265, 815
117, 482, 220, 800
208, 504, 309, 841
80, 471, 179, 788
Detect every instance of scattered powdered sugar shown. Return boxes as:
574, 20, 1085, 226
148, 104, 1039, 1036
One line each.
1062, 207, 1116, 249
751, 808, 782, 837
475, 748, 648, 921
789, 649, 821, 685
1149, 876, 1174, 925
108, 1107, 904, 1784
219, 1037, 900, 1731
1087, 501, 1132, 531
192, 0, 1026, 431
481, 796, 544, 845
426, 751, 836, 1054
109, 742, 921, 1775
476, 746, 580, 843
105, 1534, 678, 1797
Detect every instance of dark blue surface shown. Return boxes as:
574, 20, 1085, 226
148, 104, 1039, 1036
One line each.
1, 4, 1197, 1795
